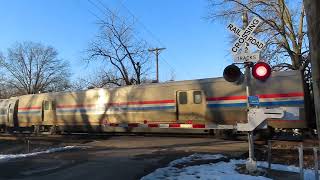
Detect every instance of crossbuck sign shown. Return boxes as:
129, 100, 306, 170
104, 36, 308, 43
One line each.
227, 16, 266, 62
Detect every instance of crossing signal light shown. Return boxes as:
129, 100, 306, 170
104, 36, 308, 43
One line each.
252, 62, 271, 81
223, 64, 244, 84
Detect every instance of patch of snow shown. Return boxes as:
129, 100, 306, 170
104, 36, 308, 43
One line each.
230, 159, 318, 180
255, 160, 317, 180
0, 146, 85, 162
142, 154, 319, 180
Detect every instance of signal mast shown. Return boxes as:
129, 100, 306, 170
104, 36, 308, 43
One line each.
224, 13, 271, 172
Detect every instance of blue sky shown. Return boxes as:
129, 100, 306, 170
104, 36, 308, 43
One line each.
0, 0, 234, 81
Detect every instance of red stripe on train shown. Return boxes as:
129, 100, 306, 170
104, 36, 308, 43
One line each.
109, 123, 119, 127
269, 119, 304, 122
169, 124, 181, 128
206, 92, 304, 101
206, 96, 246, 101
18, 107, 41, 110
192, 124, 206, 128
57, 104, 96, 108
107, 100, 175, 106
56, 99, 175, 108
148, 124, 159, 128
128, 123, 139, 127
257, 92, 304, 98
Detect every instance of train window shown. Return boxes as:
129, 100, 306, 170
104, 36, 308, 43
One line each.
193, 91, 202, 104
51, 101, 56, 110
179, 92, 188, 104
44, 101, 50, 110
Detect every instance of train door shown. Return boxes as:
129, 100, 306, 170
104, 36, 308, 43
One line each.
8, 99, 18, 127
176, 90, 206, 122
42, 100, 57, 124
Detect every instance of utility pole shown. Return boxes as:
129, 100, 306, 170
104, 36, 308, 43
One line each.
148, 48, 166, 83
304, 0, 320, 145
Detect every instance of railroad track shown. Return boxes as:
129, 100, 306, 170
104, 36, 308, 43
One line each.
0, 131, 315, 143
0, 132, 222, 142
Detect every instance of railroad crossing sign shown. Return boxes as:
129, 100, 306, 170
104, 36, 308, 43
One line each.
234, 52, 260, 63
226, 16, 266, 63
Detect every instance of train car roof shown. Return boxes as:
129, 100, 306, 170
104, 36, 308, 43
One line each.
17, 70, 300, 97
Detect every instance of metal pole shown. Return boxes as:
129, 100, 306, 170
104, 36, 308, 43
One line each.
314, 147, 319, 180
156, 50, 159, 83
245, 55, 256, 171
242, 9, 257, 172
27, 139, 30, 153
248, 131, 254, 159
299, 144, 304, 180
246, 63, 253, 162
268, 140, 272, 171
245, 62, 256, 172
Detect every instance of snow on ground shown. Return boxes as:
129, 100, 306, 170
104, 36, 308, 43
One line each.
142, 153, 318, 180
255, 160, 317, 180
0, 146, 85, 162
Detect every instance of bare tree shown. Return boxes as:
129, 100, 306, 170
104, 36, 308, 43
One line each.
207, 0, 314, 126
72, 67, 156, 91
72, 69, 124, 90
86, 12, 151, 86
0, 74, 18, 98
208, 0, 308, 69
0, 42, 71, 96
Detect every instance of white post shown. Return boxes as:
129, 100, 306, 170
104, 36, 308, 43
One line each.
27, 139, 30, 153
314, 147, 319, 180
245, 61, 257, 172
268, 140, 272, 171
299, 144, 304, 180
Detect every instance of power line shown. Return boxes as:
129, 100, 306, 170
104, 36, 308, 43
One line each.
88, 0, 153, 46
115, 0, 186, 79
114, 0, 194, 77
159, 56, 175, 72
102, 0, 176, 71
86, 0, 189, 81
88, 0, 112, 16
117, 0, 166, 48
86, 8, 105, 24
159, 55, 192, 80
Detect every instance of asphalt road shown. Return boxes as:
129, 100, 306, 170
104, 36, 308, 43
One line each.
0, 136, 248, 180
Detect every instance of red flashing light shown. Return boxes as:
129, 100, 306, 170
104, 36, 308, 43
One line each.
252, 62, 271, 81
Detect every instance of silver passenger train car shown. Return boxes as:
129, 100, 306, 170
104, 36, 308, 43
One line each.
0, 70, 305, 134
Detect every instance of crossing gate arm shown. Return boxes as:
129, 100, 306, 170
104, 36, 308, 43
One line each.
237, 107, 285, 131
